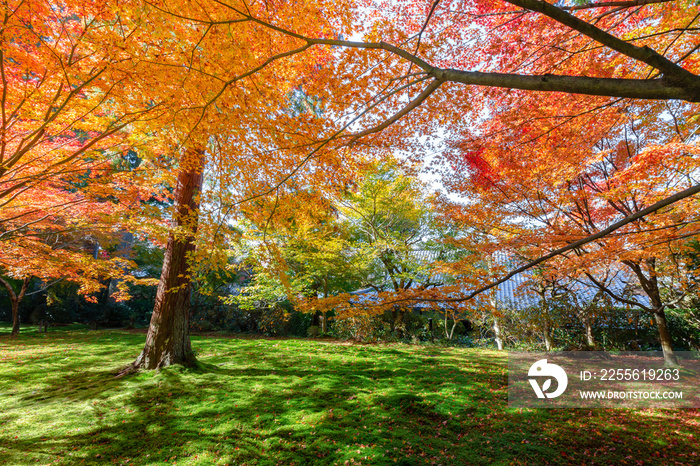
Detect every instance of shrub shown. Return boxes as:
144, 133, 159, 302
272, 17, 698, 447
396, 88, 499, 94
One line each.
330, 315, 395, 343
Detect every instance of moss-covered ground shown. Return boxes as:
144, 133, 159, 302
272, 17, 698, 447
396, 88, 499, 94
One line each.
0, 326, 698, 465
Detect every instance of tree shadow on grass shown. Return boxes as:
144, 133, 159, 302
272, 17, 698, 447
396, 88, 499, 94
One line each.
2, 339, 699, 465
20, 367, 129, 403
13, 373, 700, 465
1, 345, 504, 464
0, 329, 146, 352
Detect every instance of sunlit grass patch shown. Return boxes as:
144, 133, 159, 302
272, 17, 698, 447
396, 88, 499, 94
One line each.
0, 328, 698, 465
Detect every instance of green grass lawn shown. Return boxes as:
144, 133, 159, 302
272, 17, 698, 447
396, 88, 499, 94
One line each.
0, 326, 698, 465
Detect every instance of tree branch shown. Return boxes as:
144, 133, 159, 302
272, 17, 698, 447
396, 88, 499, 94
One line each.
294, 35, 700, 102
24, 278, 63, 297
347, 79, 443, 144
436, 69, 698, 100
562, 0, 675, 11
159, 6, 700, 102
503, 0, 698, 85
582, 272, 652, 311
388, 182, 700, 305
0, 276, 17, 301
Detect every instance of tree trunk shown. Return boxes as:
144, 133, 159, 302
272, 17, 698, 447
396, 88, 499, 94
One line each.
10, 300, 19, 336
543, 323, 552, 351
489, 295, 504, 350
449, 318, 458, 340
585, 321, 595, 347
626, 260, 679, 366
654, 310, 679, 367
132, 149, 204, 370
493, 316, 504, 351
321, 283, 328, 334
392, 307, 406, 337
1, 277, 30, 336
580, 314, 595, 347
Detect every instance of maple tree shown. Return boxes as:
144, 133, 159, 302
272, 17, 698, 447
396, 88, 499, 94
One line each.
179, 0, 700, 100
333, 160, 444, 331
113, 0, 361, 368
232, 184, 362, 335
0, 0, 167, 219
0, 0, 173, 336
278, 1, 700, 361
440, 88, 699, 363
235, 160, 441, 334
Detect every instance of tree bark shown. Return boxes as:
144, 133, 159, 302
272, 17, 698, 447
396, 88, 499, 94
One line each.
543, 328, 553, 352
321, 283, 328, 334
625, 260, 679, 366
654, 310, 679, 367
392, 308, 406, 337
493, 316, 504, 351
577, 308, 596, 347
584, 319, 595, 347
488, 293, 505, 350
443, 313, 458, 340
10, 298, 19, 336
1, 277, 29, 336
132, 148, 204, 370
449, 317, 458, 340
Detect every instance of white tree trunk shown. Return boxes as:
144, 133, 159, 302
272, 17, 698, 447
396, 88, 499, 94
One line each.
493, 316, 504, 351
